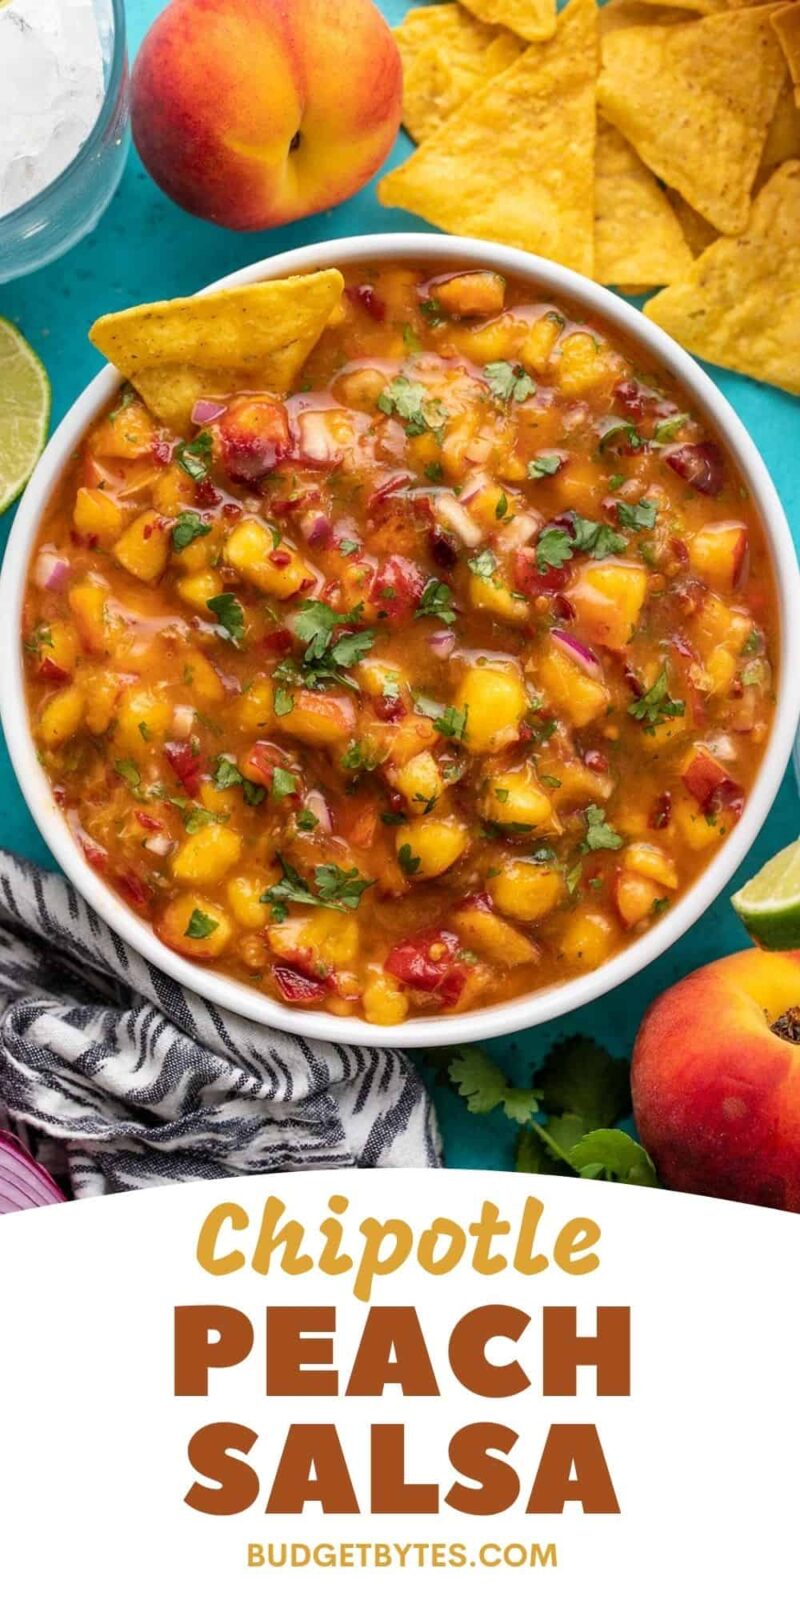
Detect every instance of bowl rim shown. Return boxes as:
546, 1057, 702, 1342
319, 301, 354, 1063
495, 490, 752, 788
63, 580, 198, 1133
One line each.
2, 230, 799, 1049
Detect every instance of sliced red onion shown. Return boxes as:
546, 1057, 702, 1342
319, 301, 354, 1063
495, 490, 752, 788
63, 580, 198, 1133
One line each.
428, 629, 456, 659
458, 469, 493, 506
171, 703, 195, 739
191, 398, 226, 425
0, 1131, 64, 1214
144, 834, 172, 857
368, 471, 413, 509
435, 493, 483, 548
304, 790, 333, 833
33, 548, 70, 592
499, 511, 543, 550
551, 628, 603, 680
294, 411, 344, 467
664, 441, 724, 496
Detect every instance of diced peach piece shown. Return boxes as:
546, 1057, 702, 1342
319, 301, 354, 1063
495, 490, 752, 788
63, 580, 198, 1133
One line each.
469, 572, 529, 625
68, 581, 110, 652
392, 751, 443, 814
559, 909, 615, 968
225, 518, 314, 599
452, 902, 538, 966
226, 873, 275, 931
267, 909, 360, 969
182, 648, 224, 703
689, 522, 748, 589
156, 893, 232, 959
279, 689, 357, 746
521, 312, 561, 374
39, 685, 85, 747
705, 644, 737, 696
568, 562, 648, 652
114, 686, 171, 752
480, 766, 553, 831
554, 332, 623, 397
171, 823, 242, 886
73, 487, 125, 544
84, 670, 122, 736
681, 746, 742, 812
454, 663, 527, 753
623, 842, 678, 890
395, 815, 468, 878
362, 970, 409, 1026
151, 464, 189, 517
434, 271, 506, 319
236, 677, 274, 734
490, 860, 564, 922
615, 870, 663, 928
177, 570, 222, 609
37, 621, 78, 680
536, 644, 610, 728
113, 511, 170, 583
91, 402, 154, 459
672, 798, 720, 850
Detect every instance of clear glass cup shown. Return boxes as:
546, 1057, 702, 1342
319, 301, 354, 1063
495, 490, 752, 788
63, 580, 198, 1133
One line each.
0, 0, 130, 285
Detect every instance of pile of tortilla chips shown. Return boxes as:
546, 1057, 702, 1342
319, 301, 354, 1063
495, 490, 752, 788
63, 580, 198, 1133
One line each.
379, 0, 800, 395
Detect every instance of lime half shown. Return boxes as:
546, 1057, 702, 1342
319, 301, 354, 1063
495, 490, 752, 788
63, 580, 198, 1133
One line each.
732, 840, 800, 949
0, 318, 51, 515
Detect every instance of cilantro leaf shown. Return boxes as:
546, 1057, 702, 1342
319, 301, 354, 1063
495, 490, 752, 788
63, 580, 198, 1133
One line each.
207, 592, 245, 643
536, 525, 574, 572
616, 498, 658, 531
484, 361, 536, 405
114, 758, 142, 795
468, 548, 498, 580
582, 805, 624, 853
446, 1047, 540, 1123
398, 842, 421, 876
568, 1129, 659, 1186
212, 755, 244, 791
598, 417, 642, 452
628, 666, 685, 729
171, 512, 211, 551
185, 908, 219, 939
341, 740, 381, 774
571, 516, 627, 559
419, 296, 443, 326
653, 412, 689, 444
416, 577, 456, 624
535, 1034, 631, 1130
274, 686, 294, 717
377, 374, 446, 438
271, 766, 298, 799
290, 599, 374, 690
175, 432, 213, 482
434, 704, 467, 740
528, 453, 562, 479
262, 855, 374, 917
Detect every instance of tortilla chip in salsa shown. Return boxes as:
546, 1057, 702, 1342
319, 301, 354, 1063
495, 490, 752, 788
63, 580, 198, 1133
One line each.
89, 270, 345, 435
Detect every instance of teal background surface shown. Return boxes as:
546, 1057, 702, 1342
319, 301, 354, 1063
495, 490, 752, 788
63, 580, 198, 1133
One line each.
2, 0, 798, 1167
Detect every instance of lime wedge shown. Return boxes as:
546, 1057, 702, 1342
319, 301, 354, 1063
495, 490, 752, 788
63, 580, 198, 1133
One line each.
0, 318, 51, 515
731, 840, 800, 949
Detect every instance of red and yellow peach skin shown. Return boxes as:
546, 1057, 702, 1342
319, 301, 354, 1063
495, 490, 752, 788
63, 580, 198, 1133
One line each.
632, 949, 800, 1211
131, 0, 402, 230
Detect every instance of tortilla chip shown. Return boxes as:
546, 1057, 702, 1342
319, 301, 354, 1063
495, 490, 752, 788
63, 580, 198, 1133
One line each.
623, 0, 728, 11
379, 0, 598, 278
89, 271, 344, 435
599, 1, 692, 33
460, 0, 557, 44
773, 5, 800, 106
595, 120, 693, 286
645, 161, 800, 395
667, 190, 721, 255
598, 10, 787, 233
395, 5, 522, 143
761, 78, 800, 170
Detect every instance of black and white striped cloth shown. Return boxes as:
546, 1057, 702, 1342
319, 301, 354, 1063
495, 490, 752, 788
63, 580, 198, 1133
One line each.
0, 851, 441, 1197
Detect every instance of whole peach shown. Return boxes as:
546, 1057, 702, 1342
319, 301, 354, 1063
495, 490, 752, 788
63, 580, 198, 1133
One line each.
632, 949, 800, 1211
131, 0, 402, 229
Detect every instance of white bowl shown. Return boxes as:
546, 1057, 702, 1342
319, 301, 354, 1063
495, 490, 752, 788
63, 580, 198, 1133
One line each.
2, 233, 799, 1049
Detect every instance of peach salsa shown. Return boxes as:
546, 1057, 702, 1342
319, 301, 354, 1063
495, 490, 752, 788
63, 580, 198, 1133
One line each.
23, 263, 778, 1025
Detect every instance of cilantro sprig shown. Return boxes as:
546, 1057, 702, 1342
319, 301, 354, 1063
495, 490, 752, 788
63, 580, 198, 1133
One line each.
377, 374, 446, 438
211, 754, 266, 806
628, 666, 685, 730
207, 593, 245, 643
535, 513, 627, 572
175, 432, 213, 482
415, 578, 456, 625
277, 600, 375, 694
581, 805, 624, 853
441, 1036, 657, 1186
262, 855, 374, 920
484, 361, 536, 405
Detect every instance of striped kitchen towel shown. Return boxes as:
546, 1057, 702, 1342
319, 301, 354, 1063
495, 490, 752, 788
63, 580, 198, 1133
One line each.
0, 851, 441, 1197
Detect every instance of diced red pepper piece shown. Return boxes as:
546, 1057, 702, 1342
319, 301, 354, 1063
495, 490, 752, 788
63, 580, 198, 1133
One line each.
682, 749, 743, 816
650, 791, 672, 830
345, 283, 386, 321
513, 546, 571, 596
370, 554, 427, 621
164, 740, 203, 797
37, 658, 70, 685
135, 810, 164, 833
385, 928, 466, 1008
116, 870, 152, 909
273, 965, 328, 1004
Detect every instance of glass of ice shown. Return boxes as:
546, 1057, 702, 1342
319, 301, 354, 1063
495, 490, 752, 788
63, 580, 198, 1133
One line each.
0, 0, 129, 284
